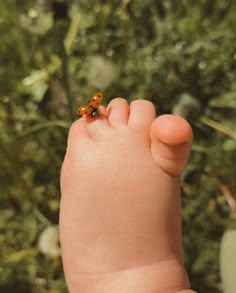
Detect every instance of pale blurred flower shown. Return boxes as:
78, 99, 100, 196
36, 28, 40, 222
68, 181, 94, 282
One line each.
172, 93, 200, 118
38, 225, 60, 257
20, 8, 53, 35
87, 56, 115, 89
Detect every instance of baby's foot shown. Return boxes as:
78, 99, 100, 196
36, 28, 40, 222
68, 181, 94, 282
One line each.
60, 99, 194, 292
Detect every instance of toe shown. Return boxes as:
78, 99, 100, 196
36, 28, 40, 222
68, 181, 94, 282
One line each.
66, 118, 92, 154
67, 119, 91, 146
62, 119, 92, 189
85, 106, 111, 139
150, 115, 193, 176
106, 98, 130, 127
128, 100, 156, 133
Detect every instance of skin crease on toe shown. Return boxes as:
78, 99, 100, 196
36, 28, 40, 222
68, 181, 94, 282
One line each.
60, 99, 194, 292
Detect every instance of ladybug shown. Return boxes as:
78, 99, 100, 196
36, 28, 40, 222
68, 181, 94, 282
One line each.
77, 105, 91, 116
90, 93, 103, 109
77, 93, 103, 118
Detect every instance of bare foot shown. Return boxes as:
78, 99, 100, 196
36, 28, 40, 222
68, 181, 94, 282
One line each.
60, 99, 195, 292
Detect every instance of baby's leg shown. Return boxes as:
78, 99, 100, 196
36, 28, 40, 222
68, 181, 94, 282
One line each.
60, 99, 197, 292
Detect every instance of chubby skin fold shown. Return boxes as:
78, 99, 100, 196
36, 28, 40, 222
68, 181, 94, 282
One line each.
60, 98, 197, 292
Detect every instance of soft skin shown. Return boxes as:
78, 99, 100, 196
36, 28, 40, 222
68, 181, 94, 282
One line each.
60, 98, 197, 293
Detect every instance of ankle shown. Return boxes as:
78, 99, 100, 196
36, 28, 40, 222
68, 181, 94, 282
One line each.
66, 260, 194, 293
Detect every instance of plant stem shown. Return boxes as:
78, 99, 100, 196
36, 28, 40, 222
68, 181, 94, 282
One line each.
59, 23, 76, 121
200, 116, 236, 139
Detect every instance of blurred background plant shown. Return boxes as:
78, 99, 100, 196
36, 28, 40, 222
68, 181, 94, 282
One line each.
0, 0, 235, 292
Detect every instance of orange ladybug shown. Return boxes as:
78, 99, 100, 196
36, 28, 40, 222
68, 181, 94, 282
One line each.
77, 105, 91, 116
76, 93, 103, 118
90, 93, 103, 109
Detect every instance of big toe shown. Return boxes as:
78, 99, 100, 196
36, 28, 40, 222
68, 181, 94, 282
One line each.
150, 115, 193, 176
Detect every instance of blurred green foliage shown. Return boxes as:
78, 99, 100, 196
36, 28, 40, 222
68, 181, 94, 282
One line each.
0, 0, 236, 292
